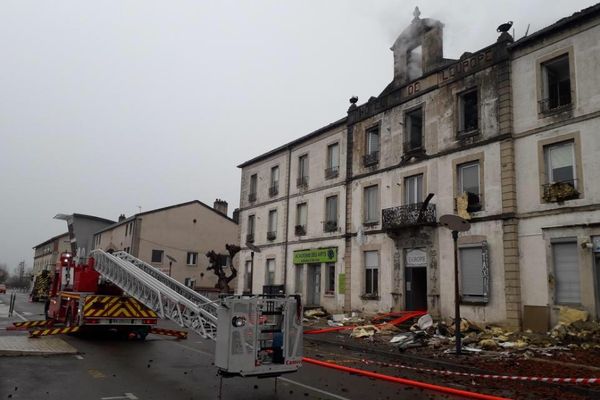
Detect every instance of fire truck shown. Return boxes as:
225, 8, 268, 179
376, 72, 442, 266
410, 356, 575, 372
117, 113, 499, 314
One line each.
20, 248, 303, 379
45, 252, 157, 339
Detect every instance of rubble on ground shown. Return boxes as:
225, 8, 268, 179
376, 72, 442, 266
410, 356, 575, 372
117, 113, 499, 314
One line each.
318, 306, 600, 357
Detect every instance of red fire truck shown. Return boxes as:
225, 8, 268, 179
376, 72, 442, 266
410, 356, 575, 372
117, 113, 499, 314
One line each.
45, 252, 157, 339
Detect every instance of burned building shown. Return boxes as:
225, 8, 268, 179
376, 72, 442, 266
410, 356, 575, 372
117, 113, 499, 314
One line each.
236, 5, 600, 328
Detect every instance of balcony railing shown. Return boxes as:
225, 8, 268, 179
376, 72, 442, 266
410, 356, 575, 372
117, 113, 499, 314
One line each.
363, 151, 379, 167
245, 233, 254, 243
269, 185, 279, 197
295, 225, 306, 236
297, 176, 309, 188
324, 220, 338, 232
542, 179, 579, 202
325, 166, 339, 179
248, 192, 257, 203
539, 93, 572, 114
382, 202, 437, 230
267, 231, 277, 241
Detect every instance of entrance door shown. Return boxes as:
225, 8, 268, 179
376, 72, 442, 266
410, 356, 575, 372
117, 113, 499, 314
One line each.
306, 264, 321, 306
405, 267, 427, 310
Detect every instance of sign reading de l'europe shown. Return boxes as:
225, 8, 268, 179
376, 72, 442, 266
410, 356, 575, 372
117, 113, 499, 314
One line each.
293, 248, 337, 264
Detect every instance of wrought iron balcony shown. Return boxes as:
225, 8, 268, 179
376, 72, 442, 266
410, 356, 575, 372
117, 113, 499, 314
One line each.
245, 233, 254, 243
542, 179, 579, 202
297, 176, 309, 188
323, 220, 338, 232
324, 166, 339, 179
267, 231, 277, 241
295, 225, 306, 236
382, 202, 436, 230
269, 185, 279, 197
363, 151, 379, 167
248, 192, 257, 203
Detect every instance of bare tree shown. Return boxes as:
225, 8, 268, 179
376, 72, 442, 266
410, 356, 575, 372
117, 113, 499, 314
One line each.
206, 244, 241, 293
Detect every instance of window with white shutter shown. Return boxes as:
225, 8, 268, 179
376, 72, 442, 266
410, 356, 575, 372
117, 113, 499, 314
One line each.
552, 240, 580, 304
459, 242, 489, 303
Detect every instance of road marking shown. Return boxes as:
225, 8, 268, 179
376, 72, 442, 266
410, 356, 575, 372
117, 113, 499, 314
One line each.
22, 311, 32, 315
88, 369, 106, 379
75, 355, 84, 360
278, 377, 351, 400
100, 394, 138, 400
170, 341, 213, 357
13, 311, 27, 321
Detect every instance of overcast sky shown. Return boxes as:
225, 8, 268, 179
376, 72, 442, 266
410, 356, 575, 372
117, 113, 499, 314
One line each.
0, 0, 597, 271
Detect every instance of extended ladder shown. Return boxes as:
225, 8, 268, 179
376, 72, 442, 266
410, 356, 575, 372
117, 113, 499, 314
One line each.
91, 249, 218, 339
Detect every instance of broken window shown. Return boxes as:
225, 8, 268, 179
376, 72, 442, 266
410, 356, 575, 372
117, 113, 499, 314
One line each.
458, 161, 482, 212
458, 89, 478, 134
407, 45, 423, 81
405, 108, 423, 152
364, 251, 379, 296
459, 242, 489, 303
541, 54, 572, 112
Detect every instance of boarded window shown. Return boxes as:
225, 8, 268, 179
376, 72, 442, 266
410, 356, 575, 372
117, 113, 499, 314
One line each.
552, 241, 580, 304
459, 242, 489, 302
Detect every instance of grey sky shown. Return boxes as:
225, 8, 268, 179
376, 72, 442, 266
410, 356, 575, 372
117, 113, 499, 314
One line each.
0, 0, 596, 271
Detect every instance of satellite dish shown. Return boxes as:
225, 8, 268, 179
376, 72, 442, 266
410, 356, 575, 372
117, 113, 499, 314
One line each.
439, 214, 471, 232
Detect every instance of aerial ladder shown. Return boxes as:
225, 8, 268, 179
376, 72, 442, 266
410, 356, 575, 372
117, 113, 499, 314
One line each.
90, 249, 303, 378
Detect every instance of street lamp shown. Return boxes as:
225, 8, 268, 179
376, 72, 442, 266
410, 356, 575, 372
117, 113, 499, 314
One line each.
439, 214, 471, 355
246, 242, 261, 295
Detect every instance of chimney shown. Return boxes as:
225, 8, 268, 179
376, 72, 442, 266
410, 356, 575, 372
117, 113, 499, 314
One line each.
232, 208, 240, 224
213, 199, 228, 216
118, 214, 126, 222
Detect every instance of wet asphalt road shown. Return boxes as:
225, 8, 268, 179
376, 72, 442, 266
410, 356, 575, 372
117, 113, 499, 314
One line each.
0, 293, 452, 400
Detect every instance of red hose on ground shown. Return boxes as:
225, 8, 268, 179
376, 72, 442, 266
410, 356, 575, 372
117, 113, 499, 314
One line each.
304, 310, 427, 335
303, 357, 511, 400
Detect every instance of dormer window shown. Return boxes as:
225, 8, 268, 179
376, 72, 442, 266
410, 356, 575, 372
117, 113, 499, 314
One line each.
407, 45, 423, 81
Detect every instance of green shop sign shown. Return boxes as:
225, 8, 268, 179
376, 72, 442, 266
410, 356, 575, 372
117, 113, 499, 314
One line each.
293, 248, 337, 264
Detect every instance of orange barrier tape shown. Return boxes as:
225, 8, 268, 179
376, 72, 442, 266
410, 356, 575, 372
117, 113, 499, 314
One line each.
303, 357, 511, 400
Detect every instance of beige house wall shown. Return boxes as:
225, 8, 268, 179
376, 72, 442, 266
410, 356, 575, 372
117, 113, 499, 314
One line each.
32, 233, 70, 275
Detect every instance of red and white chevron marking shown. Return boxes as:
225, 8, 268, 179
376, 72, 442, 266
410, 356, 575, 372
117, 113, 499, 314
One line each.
327, 358, 599, 385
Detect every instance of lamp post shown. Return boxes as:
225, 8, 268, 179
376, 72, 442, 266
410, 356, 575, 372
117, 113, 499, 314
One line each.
439, 214, 471, 356
246, 242, 261, 294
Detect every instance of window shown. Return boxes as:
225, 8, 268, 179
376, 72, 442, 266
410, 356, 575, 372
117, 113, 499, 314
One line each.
246, 215, 255, 243
364, 127, 380, 166
459, 243, 489, 303
298, 154, 309, 187
404, 174, 423, 205
265, 259, 276, 285
458, 89, 478, 134
244, 260, 253, 293
270, 166, 279, 197
249, 174, 257, 202
295, 265, 304, 294
151, 250, 163, 263
363, 185, 379, 224
407, 45, 422, 80
267, 209, 277, 240
458, 162, 482, 212
325, 263, 335, 294
364, 251, 379, 296
326, 143, 340, 178
545, 141, 575, 185
186, 252, 198, 266
325, 195, 338, 232
295, 203, 307, 235
541, 54, 571, 112
125, 224, 128, 236
552, 240, 580, 304
405, 108, 423, 152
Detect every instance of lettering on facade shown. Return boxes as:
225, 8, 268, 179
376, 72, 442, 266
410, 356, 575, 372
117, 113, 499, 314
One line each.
406, 81, 421, 96
405, 248, 427, 267
438, 49, 494, 83
293, 248, 337, 264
